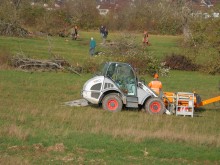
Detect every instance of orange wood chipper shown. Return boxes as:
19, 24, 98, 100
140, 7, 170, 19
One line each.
163, 92, 220, 117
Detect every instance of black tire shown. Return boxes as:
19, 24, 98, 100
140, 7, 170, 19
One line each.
145, 97, 165, 114
102, 94, 122, 112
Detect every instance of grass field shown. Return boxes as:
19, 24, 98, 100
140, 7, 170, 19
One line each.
0, 31, 180, 63
0, 32, 220, 164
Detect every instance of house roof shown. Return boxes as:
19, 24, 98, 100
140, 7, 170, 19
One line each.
96, 0, 132, 12
97, 3, 118, 10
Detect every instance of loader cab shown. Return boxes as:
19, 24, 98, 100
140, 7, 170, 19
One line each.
102, 62, 137, 96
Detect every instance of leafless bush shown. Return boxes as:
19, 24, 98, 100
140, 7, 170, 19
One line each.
100, 33, 170, 76
0, 21, 28, 37
103, 34, 139, 56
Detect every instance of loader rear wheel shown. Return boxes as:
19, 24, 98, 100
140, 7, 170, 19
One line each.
102, 94, 122, 112
145, 97, 165, 114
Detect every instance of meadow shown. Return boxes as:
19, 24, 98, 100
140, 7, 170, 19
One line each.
0, 31, 220, 164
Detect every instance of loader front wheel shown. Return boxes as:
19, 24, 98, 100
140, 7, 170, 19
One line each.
102, 94, 122, 112
145, 97, 165, 114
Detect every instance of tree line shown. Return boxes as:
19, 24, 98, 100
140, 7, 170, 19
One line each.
0, 0, 219, 34
0, 0, 219, 74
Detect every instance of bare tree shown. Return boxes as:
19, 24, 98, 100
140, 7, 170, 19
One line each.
11, 0, 22, 10
64, 0, 100, 29
173, 0, 194, 42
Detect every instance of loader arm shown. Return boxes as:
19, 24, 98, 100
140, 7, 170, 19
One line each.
199, 96, 220, 106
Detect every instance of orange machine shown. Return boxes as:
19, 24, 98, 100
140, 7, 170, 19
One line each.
199, 96, 220, 107
163, 92, 220, 113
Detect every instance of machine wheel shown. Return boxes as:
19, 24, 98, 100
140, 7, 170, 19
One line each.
102, 94, 122, 112
145, 97, 165, 114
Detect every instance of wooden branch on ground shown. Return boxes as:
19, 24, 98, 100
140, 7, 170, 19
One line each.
11, 56, 81, 76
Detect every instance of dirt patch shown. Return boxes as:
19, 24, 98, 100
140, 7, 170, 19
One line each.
8, 143, 65, 153
47, 143, 65, 152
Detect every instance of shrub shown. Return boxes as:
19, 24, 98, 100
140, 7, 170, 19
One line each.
110, 34, 169, 76
19, 5, 46, 28
163, 53, 200, 71
113, 54, 170, 76
82, 53, 170, 78
86, 34, 170, 76
200, 54, 220, 75
81, 56, 106, 73
0, 21, 29, 37
184, 18, 220, 74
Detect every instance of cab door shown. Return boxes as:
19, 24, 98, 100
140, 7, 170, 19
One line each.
107, 63, 138, 108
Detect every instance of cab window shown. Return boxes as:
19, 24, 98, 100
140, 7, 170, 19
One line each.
107, 63, 137, 96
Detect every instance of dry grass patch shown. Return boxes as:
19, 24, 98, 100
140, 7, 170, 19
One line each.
54, 111, 72, 123
46, 143, 65, 152
17, 114, 27, 124
0, 155, 29, 165
53, 108, 220, 146
8, 143, 65, 153
2, 124, 30, 140
52, 147, 106, 164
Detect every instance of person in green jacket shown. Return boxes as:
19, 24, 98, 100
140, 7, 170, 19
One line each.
89, 37, 96, 56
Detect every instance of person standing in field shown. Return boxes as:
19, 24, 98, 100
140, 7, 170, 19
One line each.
148, 73, 162, 96
102, 27, 108, 44
148, 73, 171, 115
143, 30, 149, 46
89, 37, 96, 56
72, 25, 78, 40
100, 25, 104, 38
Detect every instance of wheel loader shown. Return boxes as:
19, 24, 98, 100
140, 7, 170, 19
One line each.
82, 62, 220, 116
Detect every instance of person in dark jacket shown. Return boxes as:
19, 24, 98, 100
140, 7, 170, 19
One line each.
102, 27, 108, 44
100, 25, 104, 38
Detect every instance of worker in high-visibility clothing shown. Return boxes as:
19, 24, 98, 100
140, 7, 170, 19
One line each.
148, 73, 171, 115
148, 73, 162, 96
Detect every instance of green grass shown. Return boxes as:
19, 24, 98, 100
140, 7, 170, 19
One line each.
1, 132, 220, 164
0, 31, 181, 63
147, 35, 181, 59
0, 32, 220, 164
107, 32, 181, 59
0, 70, 220, 164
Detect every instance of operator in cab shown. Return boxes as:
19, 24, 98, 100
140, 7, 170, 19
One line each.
148, 73, 162, 97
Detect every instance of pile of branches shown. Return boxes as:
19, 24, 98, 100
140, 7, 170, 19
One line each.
0, 21, 28, 37
10, 56, 82, 75
103, 34, 140, 56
